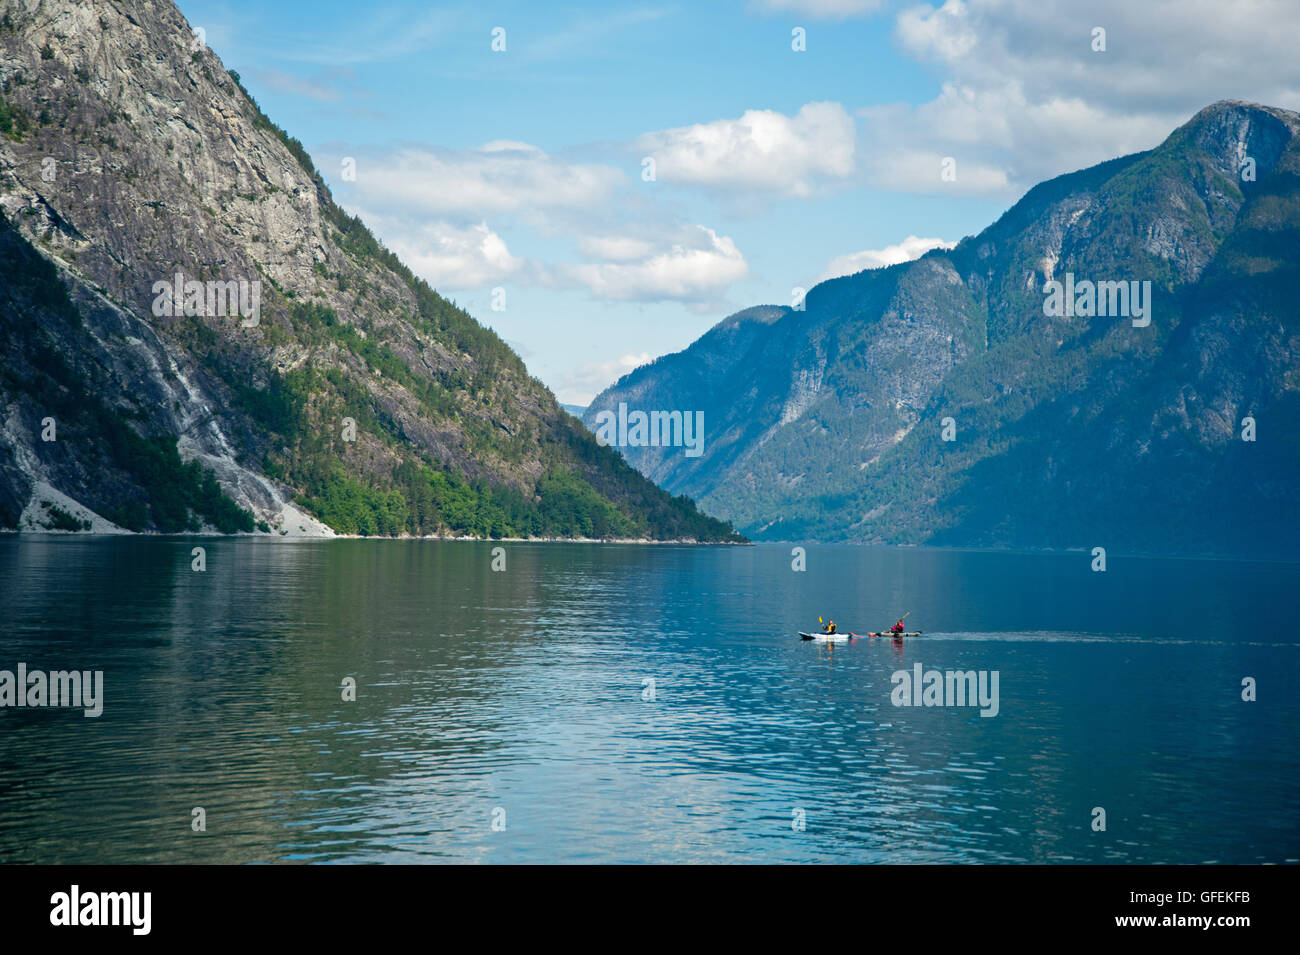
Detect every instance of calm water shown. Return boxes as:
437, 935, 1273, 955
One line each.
0, 537, 1297, 864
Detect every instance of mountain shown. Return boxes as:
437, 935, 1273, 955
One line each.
0, 0, 739, 542
587, 101, 1300, 557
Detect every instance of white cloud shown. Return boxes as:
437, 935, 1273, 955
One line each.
634, 102, 855, 196
340, 142, 624, 221
896, 0, 979, 64
479, 140, 546, 156
557, 352, 655, 405
369, 219, 524, 291
862, 142, 1013, 195
327, 141, 755, 301
819, 235, 956, 281
576, 235, 658, 262
864, 0, 1300, 196
563, 226, 749, 303
750, 0, 885, 17
895, 0, 1300, 112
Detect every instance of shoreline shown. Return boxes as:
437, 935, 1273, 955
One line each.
7, 531, 1286, 561
0, 528, 751, 545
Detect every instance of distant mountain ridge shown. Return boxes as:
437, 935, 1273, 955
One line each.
0, 0, 739, 541
587, 101, 1300, 556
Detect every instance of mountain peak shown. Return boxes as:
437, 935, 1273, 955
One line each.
1171, 99, 1300, 179
587, 100, 1300, 557
0, 0, 741, 541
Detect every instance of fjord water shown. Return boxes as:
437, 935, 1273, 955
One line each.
0, 538, 1296, 864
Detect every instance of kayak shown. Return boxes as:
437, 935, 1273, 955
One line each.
868, 631, 923, 637
799, 631, 857, 642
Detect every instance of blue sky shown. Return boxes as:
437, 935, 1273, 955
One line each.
176, 0, 1300, 403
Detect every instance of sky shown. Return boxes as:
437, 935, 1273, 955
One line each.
175, 0, 1300, 404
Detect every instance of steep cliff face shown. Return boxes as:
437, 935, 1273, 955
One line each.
588, 101, 1300, 556
0, 0, 739, 541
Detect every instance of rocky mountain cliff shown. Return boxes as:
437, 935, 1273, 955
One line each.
0, 0, 739, 541
587, 101, 1300, 557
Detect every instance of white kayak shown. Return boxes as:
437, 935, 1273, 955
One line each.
798, 631, 854, 642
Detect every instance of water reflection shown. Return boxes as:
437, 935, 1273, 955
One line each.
0, 539, 1297, 863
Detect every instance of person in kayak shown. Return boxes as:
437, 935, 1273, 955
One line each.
823, 620, 837, 634
890, 619, 905, 634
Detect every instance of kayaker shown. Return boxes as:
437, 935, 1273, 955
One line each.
890, 619, 905, 634
824, 620, 837, 634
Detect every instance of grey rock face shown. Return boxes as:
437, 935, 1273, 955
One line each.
0, 0, 736, 541
588, 101, 1300, 556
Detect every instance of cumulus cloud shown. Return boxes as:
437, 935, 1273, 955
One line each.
895, 0, 1300, 114
863, 0, 1300, 196
861, 140, 1013, 195
339, 142, 624, 221
634, 102, 855, 196
819, 235, 956, 281
557, 352, 655, 405
576, 235, 658, 262
365, 219, 524, 291
562, 226, 749, 303
326, 140, 753, 302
